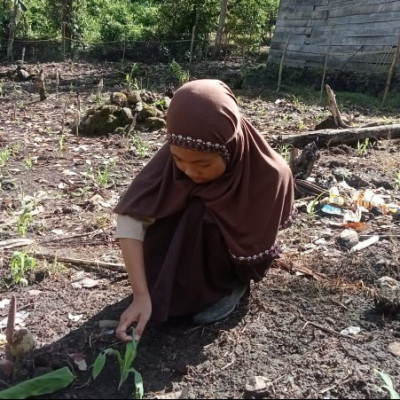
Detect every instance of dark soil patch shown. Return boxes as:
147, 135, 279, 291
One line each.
1, 60, 400, 399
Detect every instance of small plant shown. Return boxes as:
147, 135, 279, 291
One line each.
96, 163, 114, 187
394, 171, 400, 190
356, 137, 370, 156
126, 64, 140, 92
307, 193, 324, 217
58, 134, 66, 152
375, 370, 399, 399
128, 135, 150, 158
9, 251, 37, 286
278, 143, 292, 164
93, 336, 143, 399
0, 367, 75, 399
17, 207, 33, 237
170, 60, 190, 86
24, 156, 33, 169
0, 146, 12, 166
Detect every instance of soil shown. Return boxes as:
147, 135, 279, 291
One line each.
0, 60, 400, 399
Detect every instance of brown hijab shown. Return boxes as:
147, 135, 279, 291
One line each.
114, 79, 295, 264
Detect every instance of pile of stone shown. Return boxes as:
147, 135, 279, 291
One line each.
78, 90, 171, 136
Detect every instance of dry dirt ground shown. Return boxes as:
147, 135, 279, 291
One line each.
0, 61, 400, 399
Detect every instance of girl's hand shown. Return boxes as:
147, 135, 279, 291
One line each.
116, 294, 152, 342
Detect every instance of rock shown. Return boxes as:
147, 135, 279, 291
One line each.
137, 104, 159, 123
140, 117, 166, 131
119, 107, 134, 126
338, 229, 359, 249
140, 90, 157, 103
110, 92, 127, 107
245, 376, 271, 394
377, 276, 399, 290
127, 90, 142, 105
388, 342, 400, 357
80, 105, 132, 136
0, 359, 15, 378
374, 276, 400, 315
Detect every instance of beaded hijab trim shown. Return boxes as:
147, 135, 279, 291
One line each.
229, 207, 297, 264
229, 243, 281, 265
167, 133, 231, 163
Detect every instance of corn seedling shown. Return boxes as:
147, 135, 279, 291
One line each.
375, 370, 400, 399
9, 251, 37, 286
170, 60, 190, 86
356, 138, 370, 156
92, 336, 143, 399
0, 367, 75, 399
17, 207, 33, 237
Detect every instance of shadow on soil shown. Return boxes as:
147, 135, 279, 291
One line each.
9, 296, 249, 399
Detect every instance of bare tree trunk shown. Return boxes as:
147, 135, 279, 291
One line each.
38, 69, 47, 101
189, 6, 200, 64
7, 1, 19, 61
214, 0, 228, 58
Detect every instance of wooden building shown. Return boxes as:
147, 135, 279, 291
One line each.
268, 0, 400, 73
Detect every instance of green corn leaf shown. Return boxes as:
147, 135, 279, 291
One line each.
92, 351, 106, 380
128, 368, 144, 399
375, 370, 400, 399
0, 367, 75, 399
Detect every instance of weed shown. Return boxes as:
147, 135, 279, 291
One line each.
24, 156, 33, 169
17, 207, 33, 237
128, 135, 150, 158
307, 193, 324, 217
394, 171, 400, 190
58, 134, 66, 152
10, 251, 37, 286
356, 138, 371, 156
93, 336, 143, 399
126, 64, 140, 92
170, 60, 190, 86
278, 143, 292, 164
375, 370, 399, 399
96, 163, 114, 187
0, 146, 12, 166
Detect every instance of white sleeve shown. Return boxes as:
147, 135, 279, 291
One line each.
115, 214, 153, 241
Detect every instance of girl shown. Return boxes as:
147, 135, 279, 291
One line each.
114, 79, 295, 342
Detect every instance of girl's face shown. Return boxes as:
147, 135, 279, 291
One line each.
170, 145, 226, 184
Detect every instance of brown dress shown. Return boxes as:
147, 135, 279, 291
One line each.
114, 79, 295, 322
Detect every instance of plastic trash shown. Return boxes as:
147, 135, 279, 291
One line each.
321, 204, 345, 216
327, 186, 346, 206
352, 189, 400, 215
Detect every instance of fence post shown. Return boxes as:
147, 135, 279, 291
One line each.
276, 35, 290, 92
382, 29, 400, 107
320, 28, 334, 102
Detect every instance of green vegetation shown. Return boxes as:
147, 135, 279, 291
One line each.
93, 337, 143, 399
17, 207, 33, 237
375, 370, 400, 400
0, 0, 279, 59
0, 367, 75, 399
9, 251, 37, 286
356, 138, 371, 157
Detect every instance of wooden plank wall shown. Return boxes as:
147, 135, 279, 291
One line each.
268, 0, 400, 74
